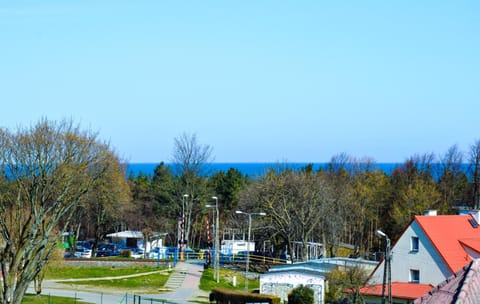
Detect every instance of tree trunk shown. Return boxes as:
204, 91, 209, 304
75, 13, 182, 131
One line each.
33, 275, 43, 295
322, 232, 327, 258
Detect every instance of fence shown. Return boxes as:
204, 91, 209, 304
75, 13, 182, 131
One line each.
119, 293, 177, 304
30, 291, 177, 304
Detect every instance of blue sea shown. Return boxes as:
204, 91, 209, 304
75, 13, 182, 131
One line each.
126, 163, 403, 178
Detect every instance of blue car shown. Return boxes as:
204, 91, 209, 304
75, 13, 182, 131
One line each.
96, 243, 120, 257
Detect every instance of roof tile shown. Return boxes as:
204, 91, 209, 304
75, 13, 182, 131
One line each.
359, 282, 433, 300
414, 259, 480, 303
415, 215, 480, 273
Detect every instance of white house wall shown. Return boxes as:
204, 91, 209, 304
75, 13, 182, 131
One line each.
370, 220, 451, 286
260, 271, 325, 304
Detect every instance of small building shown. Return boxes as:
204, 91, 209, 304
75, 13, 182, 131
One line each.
261, 268, 327, 304
106, 230, 166, 253
260, 258, 377, 304
221, 239, 255, 255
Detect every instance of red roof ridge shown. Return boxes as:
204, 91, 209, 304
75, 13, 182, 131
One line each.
414, 214, 477, 274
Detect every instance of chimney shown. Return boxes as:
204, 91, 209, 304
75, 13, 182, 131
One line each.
423, 210, 437, 216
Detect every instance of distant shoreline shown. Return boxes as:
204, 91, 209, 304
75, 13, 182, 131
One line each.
126, 162, 405, 177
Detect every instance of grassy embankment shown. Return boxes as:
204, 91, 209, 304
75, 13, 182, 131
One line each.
44, 264, 171, 292
22, 261, 259, 303
21, 264, 170, 303
200, 267, 259, 292
22, 295, 90, 304
45, 262, 259, 292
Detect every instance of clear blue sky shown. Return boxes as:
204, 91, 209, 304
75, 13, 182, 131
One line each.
1, 1, 478, 163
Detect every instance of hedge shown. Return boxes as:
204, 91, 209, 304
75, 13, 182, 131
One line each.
210, 287, 281, 304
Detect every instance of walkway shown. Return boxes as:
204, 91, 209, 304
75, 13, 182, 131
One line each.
26, 260, 209, 304
138, 261, 209, 303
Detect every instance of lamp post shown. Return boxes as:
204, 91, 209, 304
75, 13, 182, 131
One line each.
236, 210, 266, 291
206, 196, 220, 283
180, 194, 188, 261
376, 229, 391, 304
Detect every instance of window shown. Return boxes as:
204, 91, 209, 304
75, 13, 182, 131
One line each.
411, 236, 419, 252
410, 269, 420, 283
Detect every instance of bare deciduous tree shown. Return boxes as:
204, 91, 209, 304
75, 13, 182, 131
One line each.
469, 139, 480, 209
241, 169, 330, 262
437, 144, 468, 211
171, 132, 213, 247
0, 119, 117, 304
323, 155, 354, 258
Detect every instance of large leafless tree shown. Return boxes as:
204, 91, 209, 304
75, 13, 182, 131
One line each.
469, 139, 480, 209
171, 132, 213, 247
0, 119, 118, 304
241, 168, 331, 261
437, 144, 468, 211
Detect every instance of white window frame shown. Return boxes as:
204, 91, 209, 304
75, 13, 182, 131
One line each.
410, 269, 420, 283
411, 236, 419, 252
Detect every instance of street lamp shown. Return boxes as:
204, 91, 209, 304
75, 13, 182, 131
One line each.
206, 196, 220, 283
376, 229, 391, 304
180, 194, 188, 261
236, 210, 266, 291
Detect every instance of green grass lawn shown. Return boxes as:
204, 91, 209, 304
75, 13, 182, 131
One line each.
64, 272, 170, 290
45, 265, 166, 279
42, 262, 256, 295
22, 294, 90, 304
44, 264, 171, 293
20, 262, 260, 303
200, 267, 259, 292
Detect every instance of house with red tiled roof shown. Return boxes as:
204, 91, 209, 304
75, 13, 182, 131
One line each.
414, 259, 480, 304
358, 282, 433, 304
369, 210, 480, 288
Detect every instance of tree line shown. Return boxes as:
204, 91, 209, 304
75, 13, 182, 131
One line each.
123, 139, 480, 263
1, 119, 479, 303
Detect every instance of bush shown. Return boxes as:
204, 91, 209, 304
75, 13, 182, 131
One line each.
288, 285, 314, 304
210, 287, 280, 304
120, 249, 131, 258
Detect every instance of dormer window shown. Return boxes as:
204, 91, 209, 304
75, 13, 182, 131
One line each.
411, 236, 419, 252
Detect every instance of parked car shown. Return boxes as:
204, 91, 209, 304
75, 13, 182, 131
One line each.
163, 247, 196, 259
219, 252, 233, 263
148, 247, 167, 259
119, 247, 144, 259
77, 240, 94, 250
74, 246, 92, 258
234, 251, 254, 262
166, 246, 178, 258
96, 243, 120, 257
130, 248, 145, 259
183, 248, 196, 259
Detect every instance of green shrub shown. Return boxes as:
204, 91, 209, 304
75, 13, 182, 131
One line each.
210, 287, 280, 304
288, 285, 314, 304
120, 249, 131, 258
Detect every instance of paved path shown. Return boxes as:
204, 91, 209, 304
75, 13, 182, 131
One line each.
26, 261, 209, 304
138, 261, 209, 304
